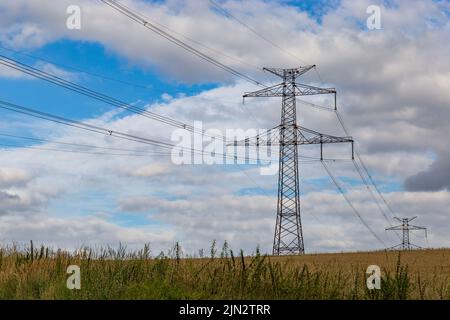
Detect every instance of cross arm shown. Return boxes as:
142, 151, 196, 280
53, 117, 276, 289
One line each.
386, 226, 404, 231
295, 83, 336, 96
243, 83, 336, 100
263, 65, 316, 78
243, 83, 286, 98
408, 225, 427, 231
229, 125, 353, 147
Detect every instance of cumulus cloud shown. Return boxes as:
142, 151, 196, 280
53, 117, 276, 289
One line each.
128, 163, 171, 178
0, 59, 78, 81
404, 151, 450, 191
0, 0, 448, 253
0, 214, 175, 250
0, 167, 29, 187
0, 62, 28, 78
0, 190, 20, 201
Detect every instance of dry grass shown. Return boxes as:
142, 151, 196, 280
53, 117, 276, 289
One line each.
1, 242, 450, 300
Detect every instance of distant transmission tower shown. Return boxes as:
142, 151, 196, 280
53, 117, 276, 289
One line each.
237, 66, 353, 255
386, 217, 427, 250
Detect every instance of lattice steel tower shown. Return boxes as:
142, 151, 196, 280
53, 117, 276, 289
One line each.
386, 217, 427, 250
241, 66, 353, 255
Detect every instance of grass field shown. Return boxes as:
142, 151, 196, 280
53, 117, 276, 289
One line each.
1, 242, 450, 300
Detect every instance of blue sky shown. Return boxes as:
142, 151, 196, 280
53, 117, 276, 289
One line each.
0, 0, 344, 130
0, 39, 216, 122
0, 0, 448, 253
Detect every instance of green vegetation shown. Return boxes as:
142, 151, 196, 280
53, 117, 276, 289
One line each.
0, 241, 450, 299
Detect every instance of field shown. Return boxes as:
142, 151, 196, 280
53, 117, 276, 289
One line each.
1, 242, 450, 300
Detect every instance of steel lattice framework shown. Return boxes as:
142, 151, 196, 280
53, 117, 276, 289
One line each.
240, 66, 353, 255
386, 217, 427, 250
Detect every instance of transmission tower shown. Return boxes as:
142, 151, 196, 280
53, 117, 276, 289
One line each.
386, 217, 427, 250
237, 66, 353, 255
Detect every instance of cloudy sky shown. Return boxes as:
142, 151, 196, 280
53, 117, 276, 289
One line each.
0, 0, 449, 255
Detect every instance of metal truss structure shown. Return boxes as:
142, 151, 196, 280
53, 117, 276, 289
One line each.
386, 217, 427, 250
240, 66, 353, 255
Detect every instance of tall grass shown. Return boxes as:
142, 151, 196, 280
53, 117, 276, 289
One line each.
0, 242, 449, 299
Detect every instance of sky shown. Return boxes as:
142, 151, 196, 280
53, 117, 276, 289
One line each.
0, 0, 449, 255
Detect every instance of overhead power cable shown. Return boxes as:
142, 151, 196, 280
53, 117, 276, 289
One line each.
0, 99, 296, 163
335, 109, 397, 221
0, 45, 152, 90
0, 132, 282, 161
0, 132, 173, 155
101, 0, 263, 87
0, 100, 176, 150
289, 93, 400, 227
321, 160, 387, 247
1, 46, 265, 129
209, 0, 307, 65
209, 1, 328, 86
297, 98, 335, 112
352, 157, 402, 241
0, 99, 352, 164
352, 158, 394, 226
0, 99, 239, 158
0, 54, 229, 142
297, 95, 401, 235
0, 142, 172, 157
106, 3, 261, 72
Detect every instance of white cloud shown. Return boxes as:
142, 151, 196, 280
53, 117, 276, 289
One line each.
0, 0, 448, 253
128, 163, 170, 178
0, 63, 28, 78
35, 61, 79, 81
0, 59, 78, 80
0, 214, 175, 250
0, 167, 29, 187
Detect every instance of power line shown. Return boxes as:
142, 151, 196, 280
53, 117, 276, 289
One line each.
335, 109, 398, 220
0, 99, 349, 165
239, 66, 352, 255
386, 217, 427, 250
0, 132, 174, 155
0, 2, 262, 80
312, 66, 325, 85
0, 127, 331, 164
209, 1, 329, 87
0, 99, 248, 161
299, 95, 401, 227
285, 81, 402, 236
295, 92, 400, 226
0, 55, 192, 129
288, 73, 400, 229
0, 54, 229, 142
297, 98, 335, 112
1, 99, 314, 164
0, 142, 172, 157
321, 160, 386, 247
0, 45, 152, 90
110, 2, 261, 72
234, 162, 356, 251
0, 99, 175, 150
0, 45, 268, 128
209, 0, 307, 65
0, 1, 403, 252
101, 0, 268, 138
352, 159, 398, 228
101, 0, 263, 87
270, 32, 401, 227
351, 157, 402, 241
